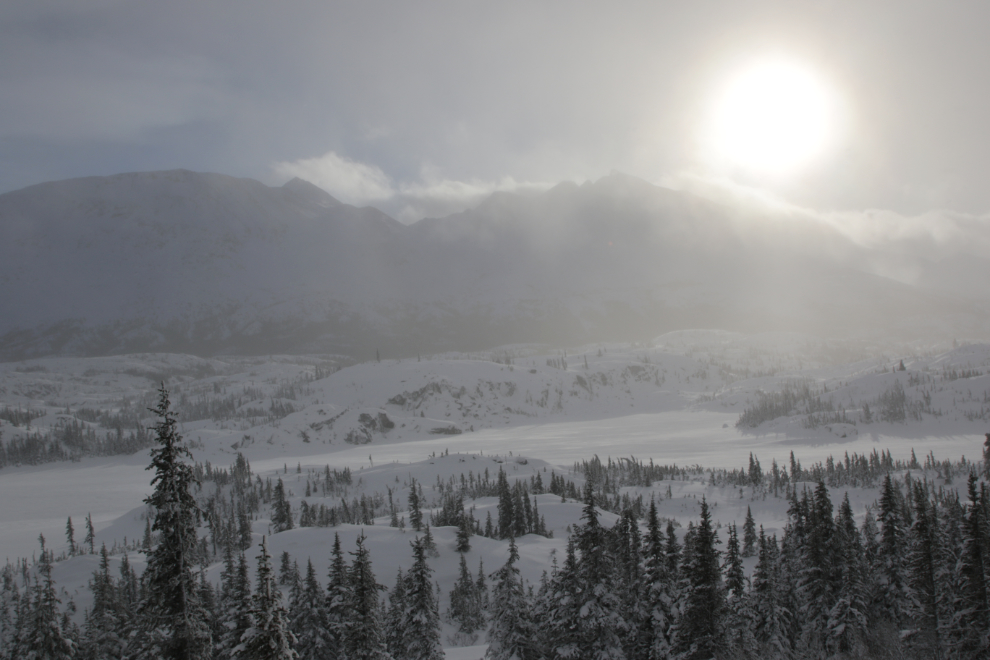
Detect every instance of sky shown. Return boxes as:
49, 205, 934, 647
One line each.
3, 1, 990, 223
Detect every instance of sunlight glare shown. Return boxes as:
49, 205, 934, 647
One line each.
709, 60, 837, 174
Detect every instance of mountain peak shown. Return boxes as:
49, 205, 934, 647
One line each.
281, 177, 342, 208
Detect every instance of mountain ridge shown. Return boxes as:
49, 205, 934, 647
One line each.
0, 169, 986, 360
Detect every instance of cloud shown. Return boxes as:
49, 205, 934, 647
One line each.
272, 151, 393, 206
272, 152, 552, 222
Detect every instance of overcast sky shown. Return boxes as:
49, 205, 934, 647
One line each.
3, 1, 990, 222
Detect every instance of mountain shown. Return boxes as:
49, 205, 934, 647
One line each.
0, 169, 985, 360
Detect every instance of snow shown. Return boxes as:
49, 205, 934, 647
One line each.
1, 336, 988, 650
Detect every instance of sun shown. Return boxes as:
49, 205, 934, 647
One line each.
707, 60, 838, 174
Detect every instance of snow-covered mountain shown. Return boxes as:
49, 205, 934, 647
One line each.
1, 169, 986, 360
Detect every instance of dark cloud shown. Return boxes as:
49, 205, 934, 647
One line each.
3, 1, 990, 218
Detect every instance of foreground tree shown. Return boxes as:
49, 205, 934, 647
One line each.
346, 533, 392, 660
131, 385, 212, 659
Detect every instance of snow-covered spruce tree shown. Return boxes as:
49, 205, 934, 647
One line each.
642, 498, 676, 660
876, 473, 911, 626
346, 533, 392, 660
241, 536, 297, 659
722, 523, 758, 658
325, 533, 351, 659
271, 479, 293, 533
401, 536, 444, 660
742, 507, 756, 558
23, 536, 74, 660
610, 509, 647, 660
672, 496, 724, 660
826, 493, 869, 657
553, 482, 627, 660
408, 479, 424, 532
751, 529, 792, 659
131, 384, 212, 660
217, 549, 253, 659
81, 544, 125, 659
290, 559, 334, 660
447, 553, 485, 641
906, 480, 944, 657
795, 482, 835, 657
456, 509, 473, 553
497, 469, 514, 540
955, 472, 990, 656
385, 569, 407, 657
486, 537, 537, 660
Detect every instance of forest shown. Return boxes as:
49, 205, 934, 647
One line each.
1, 387, 990, 660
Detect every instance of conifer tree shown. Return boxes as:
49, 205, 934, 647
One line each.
272, 479, 293, 533
642, 499, 676, 660
456, 509, 473, 553
956, 472, 990, 656
241, 536, 297, 659
24, 536, 74, 660
448, 553, 485, 640
133, 384, 212, 660
65, 517, 76, 556
907, 480, 943, 657
325, 533, 350, 659
672, 497, 724, 660
84, 513, 96, 554
401, 537, 444, 660
486, 538, 537, 660
742, 506, 757, 557
497, 469, 514, 540
385, 569, 407, 657
291, 560, 333, 660
797, 482, 835, 655
877, 474, 910, 625
752, 529, 792, 659
346, 533, 392, 660
826, 493, 869, 656
81, 544, 124, 659
408, 479, 424, 532
217, 550, 253, 659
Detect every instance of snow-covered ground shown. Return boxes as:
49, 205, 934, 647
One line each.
1, 331, 988, 651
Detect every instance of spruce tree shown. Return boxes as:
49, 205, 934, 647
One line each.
797, 482, 835, 655
272, 479, 293, 533
408, 479, 424, 532
742, 506, 757, 557
486, 538, 537, 660
65, 517, 76, 556
877, 474, 910, 625
325, 533, 350, 659
81, 544, 125, 659
642, 499, 676, 660
346, 533, 392, 660
826, 493, 869, 656
456, 509, 473, 553
907, 480, 943, 657
752, 529, 792, 658
291, 560, 334, 660
84, 513, 96, 554
133, 385, 212, 660
956, 472, 990, 656
401, 537, 445, 660
24, 536, 74, 660
673, 496, 724, 660
241, 536, 297, 659
448, 553, 485, 639
385, 569, 407, 657
497, 469, 514, 540
217, 550, 253, 659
